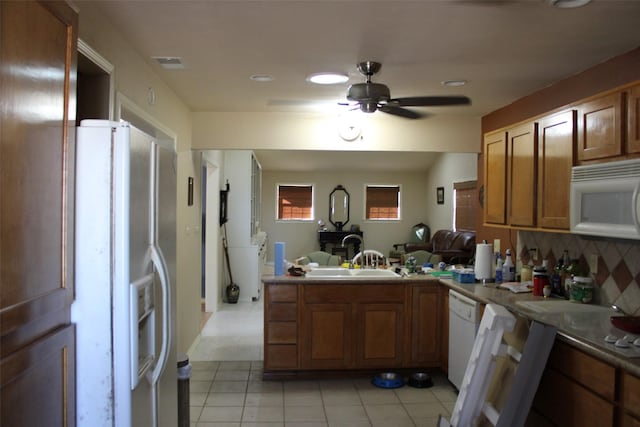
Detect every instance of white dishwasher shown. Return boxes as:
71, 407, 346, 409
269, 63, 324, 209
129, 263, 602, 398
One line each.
448, 289, 480, 390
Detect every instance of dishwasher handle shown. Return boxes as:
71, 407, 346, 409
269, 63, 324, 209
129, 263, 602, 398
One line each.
449, 290, 479, 322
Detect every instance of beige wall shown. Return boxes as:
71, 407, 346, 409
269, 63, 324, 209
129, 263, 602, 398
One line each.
78, 5, 201, 354
424, 153, 479, 232
192, 111, 481, 153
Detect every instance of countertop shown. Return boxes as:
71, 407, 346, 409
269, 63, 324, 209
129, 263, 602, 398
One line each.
263, 272, 640, 377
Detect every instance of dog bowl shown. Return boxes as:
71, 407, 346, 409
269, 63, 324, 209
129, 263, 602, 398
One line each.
408, 372, 433, 388
371, 372, 405, 389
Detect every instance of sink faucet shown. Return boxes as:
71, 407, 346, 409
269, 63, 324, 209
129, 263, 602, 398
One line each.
341, 234, 365, 268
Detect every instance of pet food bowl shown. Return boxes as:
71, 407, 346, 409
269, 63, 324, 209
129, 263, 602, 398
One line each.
371, 372, 405, 389
408, 372, 433, 388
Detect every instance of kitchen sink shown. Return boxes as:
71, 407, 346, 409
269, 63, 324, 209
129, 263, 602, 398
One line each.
305, 267, 400, 278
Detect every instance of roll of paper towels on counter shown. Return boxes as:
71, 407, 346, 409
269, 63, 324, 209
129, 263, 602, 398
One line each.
474, 243, 493, 281
274, 242, 285, 276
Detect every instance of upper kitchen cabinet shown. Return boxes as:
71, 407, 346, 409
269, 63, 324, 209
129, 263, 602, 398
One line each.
628, 83, 640, 154
576, 90, 624, 162
483, 130, 507, 225
507, 122, 538, 227
537, 110, 575, 230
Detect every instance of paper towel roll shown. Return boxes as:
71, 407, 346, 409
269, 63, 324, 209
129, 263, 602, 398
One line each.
474, 243, 493, 281
274, 242, 286, 276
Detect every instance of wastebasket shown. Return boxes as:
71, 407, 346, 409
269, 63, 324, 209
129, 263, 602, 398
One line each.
177, 354, 191, 427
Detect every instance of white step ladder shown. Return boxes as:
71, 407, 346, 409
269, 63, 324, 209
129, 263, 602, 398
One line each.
438, 303, 557, 427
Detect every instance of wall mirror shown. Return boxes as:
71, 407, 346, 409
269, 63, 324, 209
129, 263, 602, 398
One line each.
329, 185, 350, 231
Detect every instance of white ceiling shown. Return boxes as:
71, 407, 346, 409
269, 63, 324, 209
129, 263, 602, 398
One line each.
77, 0, 640, 170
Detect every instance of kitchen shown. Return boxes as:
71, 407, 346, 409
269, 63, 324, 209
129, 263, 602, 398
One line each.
3, 1, 640, 426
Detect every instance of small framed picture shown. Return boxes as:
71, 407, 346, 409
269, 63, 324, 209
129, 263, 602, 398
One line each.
437, 186, 444, 205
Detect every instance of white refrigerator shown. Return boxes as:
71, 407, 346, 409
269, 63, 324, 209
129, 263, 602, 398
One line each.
72, 120, 177, 426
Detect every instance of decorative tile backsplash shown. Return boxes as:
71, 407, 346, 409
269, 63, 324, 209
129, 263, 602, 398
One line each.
517, 230, 640, 315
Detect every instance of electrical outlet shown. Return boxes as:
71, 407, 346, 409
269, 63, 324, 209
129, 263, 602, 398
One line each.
589, 254, 598, 274
493, 239, 501, 254
529, 248, 539, 261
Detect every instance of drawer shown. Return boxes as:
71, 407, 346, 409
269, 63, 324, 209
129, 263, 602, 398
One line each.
622, 372, 640, 419
266, 344, 297, 369
546, 340, 615, 400
268, 303, 297, 321
267, 284, 297, 302
267, 322, 297, 344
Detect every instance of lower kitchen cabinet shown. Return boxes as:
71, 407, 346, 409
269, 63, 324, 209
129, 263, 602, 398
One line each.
532, 340, 616, 426
409, 284, 441, 366
622, 372, 640, 426
264, 280, 445, 373
301, 303, 352, 369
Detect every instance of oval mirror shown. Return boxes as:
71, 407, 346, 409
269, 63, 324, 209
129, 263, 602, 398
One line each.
329, 185, 350, 231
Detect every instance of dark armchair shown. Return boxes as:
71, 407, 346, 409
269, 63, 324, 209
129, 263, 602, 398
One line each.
405, 229, 476, 265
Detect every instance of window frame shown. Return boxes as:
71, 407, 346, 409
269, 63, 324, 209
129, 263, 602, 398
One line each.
363, 183, 402, 221
275, 183, 315, 222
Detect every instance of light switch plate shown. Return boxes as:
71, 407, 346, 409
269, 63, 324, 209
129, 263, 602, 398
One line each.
494, 239, 501, 254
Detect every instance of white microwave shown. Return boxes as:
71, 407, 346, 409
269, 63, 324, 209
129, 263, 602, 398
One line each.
570, 158, 640, 240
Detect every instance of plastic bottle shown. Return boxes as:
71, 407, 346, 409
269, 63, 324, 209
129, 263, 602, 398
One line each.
502, 249, 515, 282
495, 253, 503, 284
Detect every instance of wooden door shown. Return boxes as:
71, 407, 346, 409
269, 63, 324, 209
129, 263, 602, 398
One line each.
356, 303, 404, 368
537, 110, 575, 229
483, 131, 507, 224
409, 285, 441, 365
301, 303, 352, 369
628, 84, 640, 154
577, 91, 624, 162
507, 122, 537, 227
1, 1, 77, 425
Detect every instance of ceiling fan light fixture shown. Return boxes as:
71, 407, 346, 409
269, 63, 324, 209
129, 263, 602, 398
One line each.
441, 79, 467, 87
250, 74, 274, 82
547, 0, 591, 8
307, 73, 349, 85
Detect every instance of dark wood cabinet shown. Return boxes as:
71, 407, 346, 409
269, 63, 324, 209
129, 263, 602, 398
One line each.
409, 285, 441, 365
577, 91, 624, 162
1, 2, 77, 425
483, 130, 508, 225
264, 284, 298, 369
537, 110, 575, 230
265, 280, 446, 373
302, 303, 353, 369
356, 303, 404, 367
628, 84, 640, 154
507, 122, 538, 227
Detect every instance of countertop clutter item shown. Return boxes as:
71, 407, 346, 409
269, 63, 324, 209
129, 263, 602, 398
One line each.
474, 242, 493, 284
408, 372, 433, 388
372, 372, 405, 389
570, 276, 593, 303
610, 316, 640, 334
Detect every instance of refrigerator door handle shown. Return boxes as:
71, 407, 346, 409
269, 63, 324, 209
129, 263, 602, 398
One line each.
147, 244, 172, 386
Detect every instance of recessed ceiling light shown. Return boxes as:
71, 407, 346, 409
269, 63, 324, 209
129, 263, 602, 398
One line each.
547, 0, 591, 8
441, 79, 467, 87
250, 74, 274, 82
307, 73, 349, 85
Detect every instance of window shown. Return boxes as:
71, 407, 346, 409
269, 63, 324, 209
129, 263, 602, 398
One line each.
453, 180, 477, 231
365, 185, 400, 220
277, 184, 314, 220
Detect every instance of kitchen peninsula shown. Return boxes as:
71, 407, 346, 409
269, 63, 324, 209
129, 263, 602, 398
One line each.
263, 273, 640, 426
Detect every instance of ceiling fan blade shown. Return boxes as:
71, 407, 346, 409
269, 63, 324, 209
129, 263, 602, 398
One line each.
389, 96, 471, 107
379, 105, 422, 119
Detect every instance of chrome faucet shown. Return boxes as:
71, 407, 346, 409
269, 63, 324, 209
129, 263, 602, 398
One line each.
341, 234, 365, 268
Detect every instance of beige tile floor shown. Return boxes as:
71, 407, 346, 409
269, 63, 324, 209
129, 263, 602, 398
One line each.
189, 302, 457, 426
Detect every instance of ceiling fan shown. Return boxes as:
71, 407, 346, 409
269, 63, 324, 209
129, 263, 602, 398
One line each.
344, 61, 471, 119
